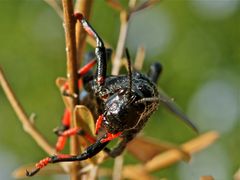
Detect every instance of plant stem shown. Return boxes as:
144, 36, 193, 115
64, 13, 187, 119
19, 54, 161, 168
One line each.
111, 10, 129, 75
43, 0, 63, 19
144, 131, 219, 172
0, 67, 54, 155
61, 0, 80, 179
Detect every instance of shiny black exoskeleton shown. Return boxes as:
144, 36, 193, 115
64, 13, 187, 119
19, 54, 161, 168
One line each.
88, 71, 160, 134
79, 52, 162, 157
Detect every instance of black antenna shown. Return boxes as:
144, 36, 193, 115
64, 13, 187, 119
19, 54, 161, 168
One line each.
125, 48, 132, 96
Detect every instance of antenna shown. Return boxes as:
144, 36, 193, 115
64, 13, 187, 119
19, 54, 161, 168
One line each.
125, 48, 133, 96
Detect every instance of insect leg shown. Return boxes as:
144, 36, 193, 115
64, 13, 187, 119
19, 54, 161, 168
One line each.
100, 132, 122, 143
78, 59, 97, 77
75, 13, 107, 88
105, 134, 135, 158
53, 109, 71, 151
82, 49, 112, 86
94, 114, 104, 135
147, 62, 163, 83
125, 48, 133, 96
26, 138, 109, 176
55, 126, 96, 152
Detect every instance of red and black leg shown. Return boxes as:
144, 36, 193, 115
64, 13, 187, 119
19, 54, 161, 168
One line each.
26, 132, 123, 176
54, 109, 71, 134
55, 54, 101, 151
94, 114, 122, 143
61, 58, 97, 97
26, 116, 124, 177
55, 126, 96, 152
75, 13, 107, 89
54, 108, 98, 151
26, 135, 109, 176
53, 109, 71, 152
105, 133, 134, 158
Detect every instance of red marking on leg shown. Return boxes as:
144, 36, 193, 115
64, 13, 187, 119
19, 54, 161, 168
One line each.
62, 82, 69, 91
62, 109, 71, 127
84, 133, 96, 143
64, 82, 69, 89
56, 127, 96, 151
74, 13, 83, 21
63, 127, 96, 143
55, 126, 79, 152
61, 127, 80, 137
57, 154, 73, 159
84, 26, 95, 37
55, 136, 67, 152
36, 157, 52, 169
75, 13, 102, 45
78, 79, 83, 90
26, 156, 52, 176
78, 59, 97, 76
95, 115, 104, 135
100, 132, 122, 143
74, 13, 94, 37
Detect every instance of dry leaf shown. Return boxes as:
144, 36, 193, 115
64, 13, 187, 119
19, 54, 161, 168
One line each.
144, 131, 219, 172
55, 77, 71, 109
127, 136, 190, 163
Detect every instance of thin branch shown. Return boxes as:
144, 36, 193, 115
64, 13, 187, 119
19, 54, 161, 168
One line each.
112, 155, 124, 180
134, 45, 145, 70
111, 10, 129, 75
61, 0, 81, 179
129, 0, 137, 9
88, 165, 99, 180
111, 0, 160, 75
131, 0, 160, 13
111, 0, 138, 75
0, 67, 54, 155
74, 1, 96, 179
120, 131, 218, 179
0, 60, 71, 178
43, 0, 63, 19
105, 0, 124, 12
144, 131, 219, 172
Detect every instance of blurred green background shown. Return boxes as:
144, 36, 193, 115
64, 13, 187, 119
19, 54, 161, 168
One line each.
0, 1, 239, 180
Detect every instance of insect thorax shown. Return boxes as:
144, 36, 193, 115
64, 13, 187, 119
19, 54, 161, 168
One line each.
92, 72, 159, 133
